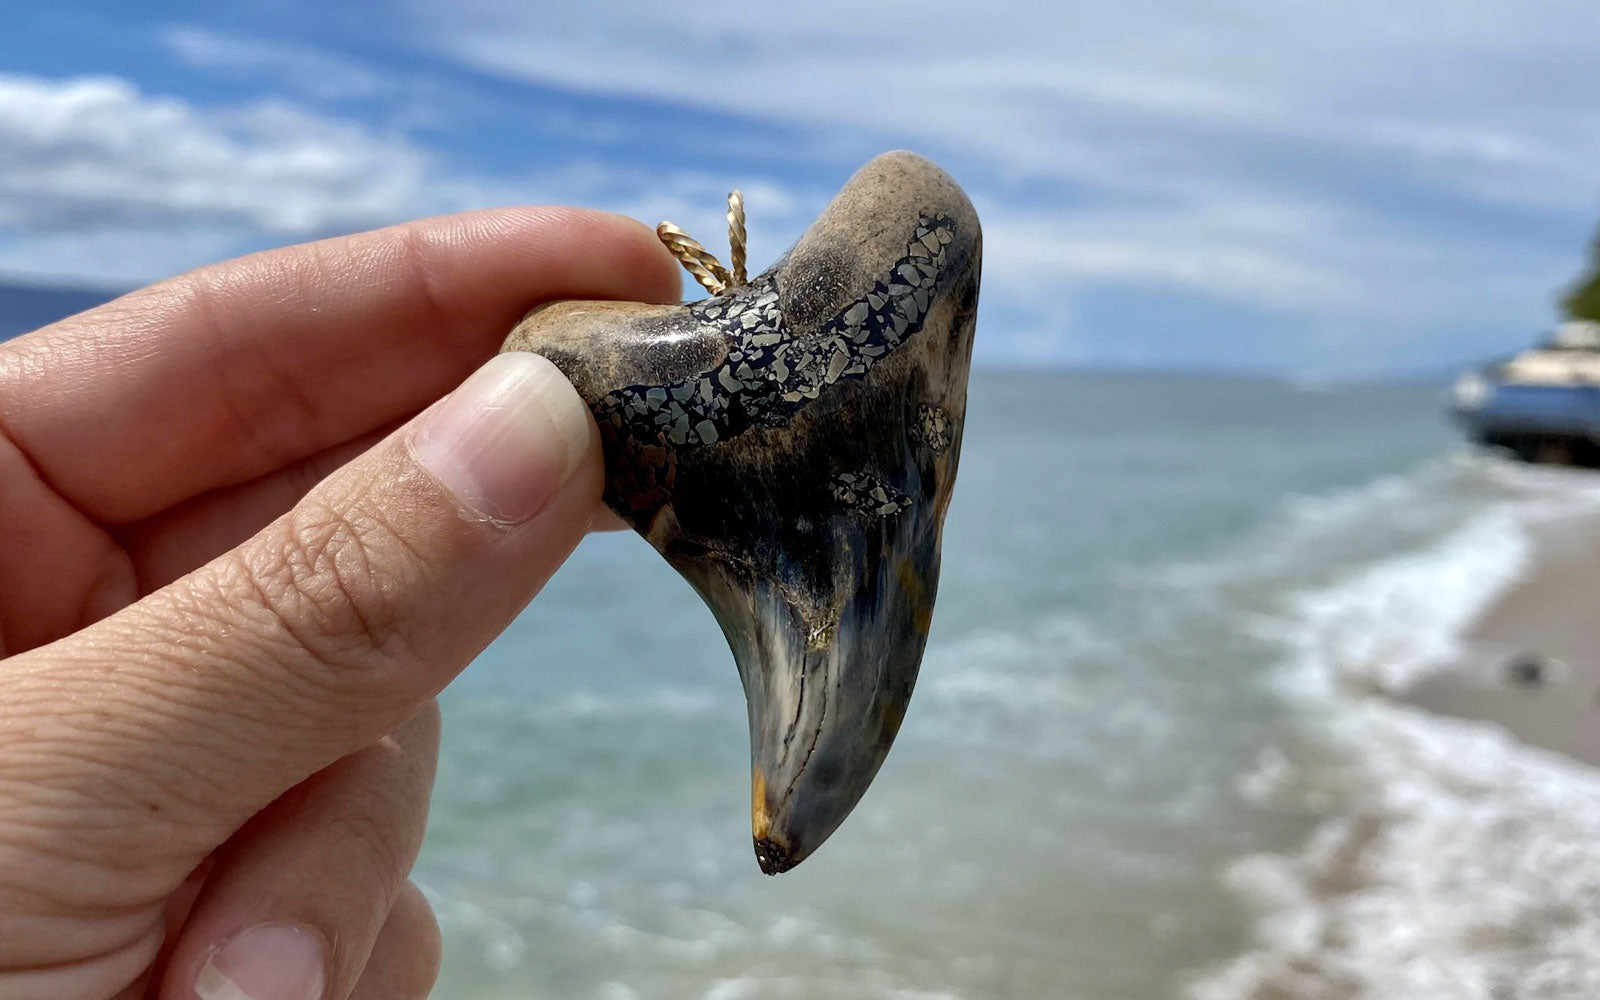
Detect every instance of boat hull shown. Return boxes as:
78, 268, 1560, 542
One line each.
1455, 382, 1600, 465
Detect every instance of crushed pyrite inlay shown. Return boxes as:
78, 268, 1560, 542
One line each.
594, 215, 956, 517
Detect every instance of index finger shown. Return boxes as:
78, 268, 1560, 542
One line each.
0, 207, 682, 524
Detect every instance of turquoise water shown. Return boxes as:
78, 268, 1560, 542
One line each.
418, 372, 1461, 999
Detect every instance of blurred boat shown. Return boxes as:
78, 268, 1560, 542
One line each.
1452, 320, 1600, 466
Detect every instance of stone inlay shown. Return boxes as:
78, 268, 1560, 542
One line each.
594, 215, 956, 516
911, 404, 951, 453
830, 472, 914, 517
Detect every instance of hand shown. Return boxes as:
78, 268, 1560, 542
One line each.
0, 209, 681, 1000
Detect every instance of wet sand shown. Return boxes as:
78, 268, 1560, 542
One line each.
1403, 510, 1600, 768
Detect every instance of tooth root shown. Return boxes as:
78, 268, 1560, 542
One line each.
501, 151, 981, 872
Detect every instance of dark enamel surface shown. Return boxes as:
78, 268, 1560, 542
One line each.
502, 151, 981, 873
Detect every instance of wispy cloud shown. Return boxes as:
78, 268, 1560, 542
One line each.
0, 74, 437, 235
1, 2, 1596, 374
404, 0, 1600, 372
0, 72, 812, 288
410, 0, 1600, 199
160, 26, 391, 103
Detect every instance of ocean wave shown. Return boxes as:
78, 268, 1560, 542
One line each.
1149, 452, 1600, 598
1193, 703, 1600, 1000
920, 613, 1111, 713
1194, 454, 1600, 999
1272, 507, 1532, 696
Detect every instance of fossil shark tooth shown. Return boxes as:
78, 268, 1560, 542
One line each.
502, 150, 981, 873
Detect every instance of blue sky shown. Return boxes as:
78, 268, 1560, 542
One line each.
1, 1, 1597, 377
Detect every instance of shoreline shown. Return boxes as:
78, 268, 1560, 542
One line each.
1399, 507, 1600, 769
1190, 493, 1600, 1000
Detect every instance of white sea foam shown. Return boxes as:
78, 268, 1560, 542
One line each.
1194, 456, 1600, 1000
1153, 453, 1600, 601
1195, 705, 1600, 1000
1274, 507, 1532, 696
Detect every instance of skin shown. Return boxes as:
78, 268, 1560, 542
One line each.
0, 207, 683, 1000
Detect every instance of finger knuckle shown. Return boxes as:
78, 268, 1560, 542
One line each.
327, 811, 412, 907
238, 499, 422, 681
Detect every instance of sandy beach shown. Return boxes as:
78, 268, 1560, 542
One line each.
1404, 508, 1600, 767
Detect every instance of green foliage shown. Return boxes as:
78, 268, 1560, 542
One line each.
1563, 225, 1600, 323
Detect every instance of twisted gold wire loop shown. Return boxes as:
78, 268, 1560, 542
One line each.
657, 189, 749, 296
656, 223, 731, 295
727, 189, 747, 287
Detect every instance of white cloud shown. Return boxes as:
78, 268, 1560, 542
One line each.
0, 72, 814, 288
410, 0, 1600, 202
6, 1, 1600, 374
981, 197, 1353, 314
404, 0, 1600, 373
507, 160, 818, 281
0, 74, 447, 240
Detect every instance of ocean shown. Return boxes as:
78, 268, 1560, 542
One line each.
0, 281, 119, 341
417, 371, 1600, 999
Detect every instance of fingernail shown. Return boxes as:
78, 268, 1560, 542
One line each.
196, 923, 326, 1000
411, 352, 594, 524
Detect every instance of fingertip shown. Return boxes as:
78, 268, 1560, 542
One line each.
347, 883, 440, 1000
592, 209, 687, 305
505, 206, 684, 305
396, 205, 686, 323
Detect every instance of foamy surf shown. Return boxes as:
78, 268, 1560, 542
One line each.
1192, 455, 1600, 1000
1196, 704, 1600, 1000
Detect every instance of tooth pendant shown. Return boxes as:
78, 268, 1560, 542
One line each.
502, 151, 981, 873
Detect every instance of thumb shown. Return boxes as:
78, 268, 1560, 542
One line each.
0, 351, 600, 869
